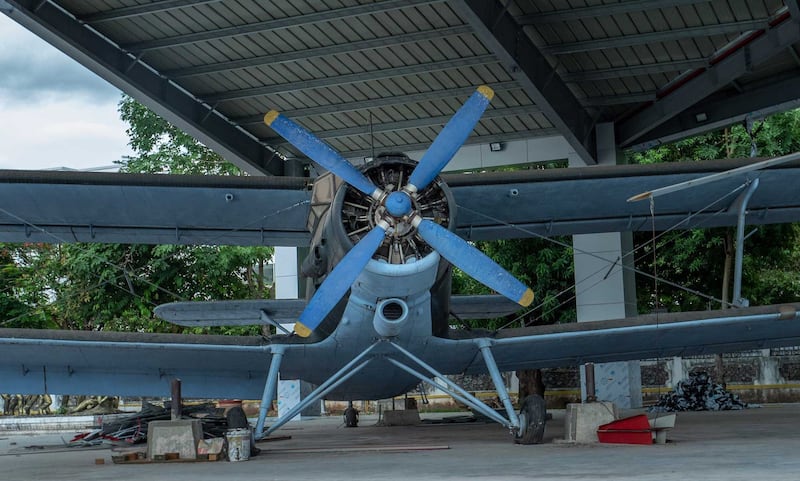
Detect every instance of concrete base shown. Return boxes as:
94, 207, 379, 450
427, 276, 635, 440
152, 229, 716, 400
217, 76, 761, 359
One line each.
382, 409, 421, 426
146, 420, 203, 460
564, 402, 618, 443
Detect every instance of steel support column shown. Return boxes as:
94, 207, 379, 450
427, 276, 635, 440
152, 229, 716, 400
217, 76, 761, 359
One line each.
732, 179, 760, 307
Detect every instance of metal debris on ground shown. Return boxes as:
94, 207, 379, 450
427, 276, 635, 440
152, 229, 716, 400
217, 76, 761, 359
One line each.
69, 401, 234, 446
650, 371, 750, 412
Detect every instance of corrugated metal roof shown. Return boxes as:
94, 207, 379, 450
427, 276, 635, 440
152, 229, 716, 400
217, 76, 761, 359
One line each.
8, 0, 799, 171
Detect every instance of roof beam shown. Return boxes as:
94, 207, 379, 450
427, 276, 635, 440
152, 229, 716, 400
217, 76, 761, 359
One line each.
339, 129, 559, 160
618, 12, 800, 146
787, 0, 800, 21
517, 0, 708, 24
164, 25, 473, 78
204, 55, 497, 102
124, 0, 443, 52
560, 59, 707, 82
629, 72, 800, 150
542, 20, 769, 55
3, 0, 282, 176
80, 0, 222, 24
267, 106, 540, 143
453, 0, 597, 164
581, 92, 656, 107
231, 81, 521, 124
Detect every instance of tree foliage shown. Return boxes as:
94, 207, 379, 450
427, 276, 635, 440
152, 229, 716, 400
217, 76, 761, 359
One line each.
452, 110, 800, 328
452, 237, 575, 329
0, 96, 273, 334
630, 110, 800, 312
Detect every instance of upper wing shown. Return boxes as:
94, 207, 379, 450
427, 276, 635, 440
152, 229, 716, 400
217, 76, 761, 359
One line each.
1, 157, 799, 246
457, 303, 800, 373
448, 157, 800, 240
0, 170, 311, 246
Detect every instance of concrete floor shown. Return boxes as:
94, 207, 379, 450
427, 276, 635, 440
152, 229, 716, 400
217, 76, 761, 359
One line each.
2, 404, 800, 481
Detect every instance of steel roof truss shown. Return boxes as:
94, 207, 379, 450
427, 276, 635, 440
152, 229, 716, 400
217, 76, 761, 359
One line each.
165, 25, 474, 78
618, 14, 800, 146
516, 0, 708, 25
204, 55, 498, 102
453, 0, 597, 165
124, 0, 444, 52
542, 20, 770, 56
230, 81, 521, 124
80, 0, 222, 24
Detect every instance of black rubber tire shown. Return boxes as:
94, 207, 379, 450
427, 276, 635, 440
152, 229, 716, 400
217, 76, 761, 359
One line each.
344, 407, 359, 427
226, 406, 249, 429
514, 394, 546, 445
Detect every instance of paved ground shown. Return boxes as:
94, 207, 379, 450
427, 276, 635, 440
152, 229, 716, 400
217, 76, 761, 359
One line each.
2, 404, 800, 481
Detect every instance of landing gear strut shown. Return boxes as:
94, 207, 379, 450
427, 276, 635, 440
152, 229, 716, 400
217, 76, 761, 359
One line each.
253, 339, 548, 444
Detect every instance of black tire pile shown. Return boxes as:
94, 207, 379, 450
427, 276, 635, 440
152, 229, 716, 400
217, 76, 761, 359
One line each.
649, 371, 749, 412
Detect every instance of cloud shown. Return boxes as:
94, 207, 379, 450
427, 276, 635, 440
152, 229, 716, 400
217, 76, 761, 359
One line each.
0, 14, 121, 105
0, 14, 132, 170
0, 97, 133, 170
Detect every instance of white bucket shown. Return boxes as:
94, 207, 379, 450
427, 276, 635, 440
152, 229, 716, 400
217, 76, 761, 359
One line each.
226, 428, 251, 462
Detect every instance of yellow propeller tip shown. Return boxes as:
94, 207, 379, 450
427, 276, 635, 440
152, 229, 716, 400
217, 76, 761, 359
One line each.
477, 85, 495, 101
518, 288, 534, 307
263, 110, 280, 126
294, 321, 312, 338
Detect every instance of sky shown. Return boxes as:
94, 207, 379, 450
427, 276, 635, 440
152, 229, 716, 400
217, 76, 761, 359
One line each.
0, 14, 133, 171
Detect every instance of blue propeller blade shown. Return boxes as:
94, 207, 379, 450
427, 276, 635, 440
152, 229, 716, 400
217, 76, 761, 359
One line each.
265, 111, 379, 198
415, 218, 533, 307
294, 223, 387, 337
407, 86, 494, 192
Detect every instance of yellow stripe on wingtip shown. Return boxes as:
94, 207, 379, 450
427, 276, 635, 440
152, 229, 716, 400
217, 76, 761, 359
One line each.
518, 288, 534, 307
477, 85, 494, 101
294, 322, 312, 338
263, 110, 280, 126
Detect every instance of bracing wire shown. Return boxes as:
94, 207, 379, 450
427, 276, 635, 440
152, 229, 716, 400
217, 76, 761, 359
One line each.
0, 199, 310, 328
459, 176, 755, 332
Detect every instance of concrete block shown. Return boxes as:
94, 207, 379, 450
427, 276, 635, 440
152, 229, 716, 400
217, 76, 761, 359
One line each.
147, 420, 203, 460
382, 409, 420, 426
565, 402, 618, 443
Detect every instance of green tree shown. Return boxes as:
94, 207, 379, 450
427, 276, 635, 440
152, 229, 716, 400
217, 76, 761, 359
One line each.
452, 238, 575, 329
629, 109, 800, 312
1, 96, 274, 334
118, 97, 240, 175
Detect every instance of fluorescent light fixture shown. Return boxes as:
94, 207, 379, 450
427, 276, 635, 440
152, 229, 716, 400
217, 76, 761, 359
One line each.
695, 112, 708, 122
489, 142, 503, 152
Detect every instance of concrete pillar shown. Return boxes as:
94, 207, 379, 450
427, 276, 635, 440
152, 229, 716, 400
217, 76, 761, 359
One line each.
670, 357, 686, 388
274, 246, 320, 417
572, 123, 642, 408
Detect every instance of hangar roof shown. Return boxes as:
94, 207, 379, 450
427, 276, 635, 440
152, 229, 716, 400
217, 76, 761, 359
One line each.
4, 0, 800, 173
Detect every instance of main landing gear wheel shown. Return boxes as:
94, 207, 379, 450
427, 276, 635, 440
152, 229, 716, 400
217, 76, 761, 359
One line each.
344, 406, 359, 427
514, 394, 546, 444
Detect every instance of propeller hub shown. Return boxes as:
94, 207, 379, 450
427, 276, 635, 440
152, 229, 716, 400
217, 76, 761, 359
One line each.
385, 191, 412, 217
